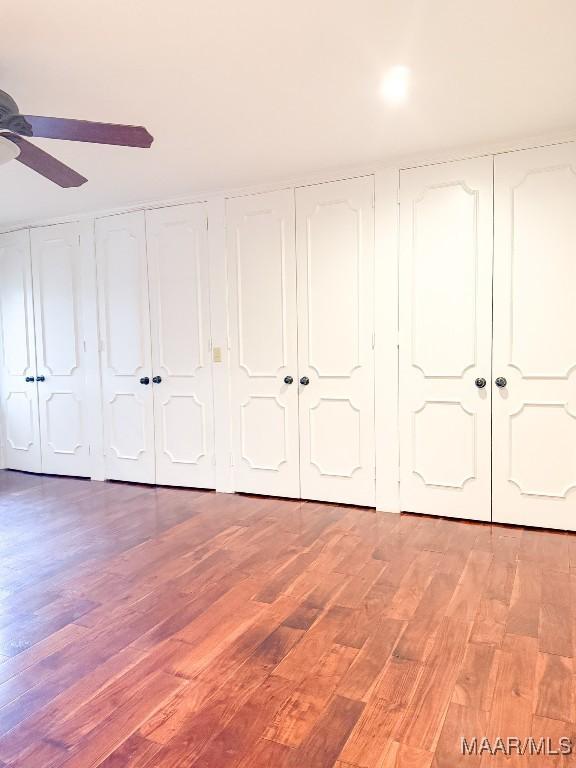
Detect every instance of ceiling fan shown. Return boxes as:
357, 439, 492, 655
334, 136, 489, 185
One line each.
0, 89, 153, 188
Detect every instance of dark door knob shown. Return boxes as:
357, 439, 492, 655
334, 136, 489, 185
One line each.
152, 376, 162, 384
475, 377, 486, 389
139, 376, 150, 385
36, 375, 45, 382
495, 377, 507, 388
25, 376, 34, 382
283, 375, 294, 385
299, 376, 310, 386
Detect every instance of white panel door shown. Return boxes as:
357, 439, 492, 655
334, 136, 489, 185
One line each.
146, 204, 215, 489
30, 223, 91, 477
0, 230, 42, 472
493, 143, 576, 530
96, 211, 155, 483
227, 190, 300, 497
296, 177, 375, 506
399, 157, 493, 521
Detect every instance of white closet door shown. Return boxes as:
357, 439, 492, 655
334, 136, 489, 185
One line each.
30, 224, 90, 477
96, 211, 155, 483
399, 157, 493, 521
146, 204, 215, 489
0, 230, 42, 472
493, 142, 576, 530
296, 176, 375, 507
227, 190, 300, 497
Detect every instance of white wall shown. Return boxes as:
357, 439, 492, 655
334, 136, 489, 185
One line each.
1, 134, 574, 511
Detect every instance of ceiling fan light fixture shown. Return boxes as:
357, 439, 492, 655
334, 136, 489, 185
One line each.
0, 135, 20, 166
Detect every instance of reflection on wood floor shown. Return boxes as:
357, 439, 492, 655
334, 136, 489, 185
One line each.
0, 470, 574, 767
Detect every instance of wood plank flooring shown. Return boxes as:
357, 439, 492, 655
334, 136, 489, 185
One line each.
0, 470, 575, 767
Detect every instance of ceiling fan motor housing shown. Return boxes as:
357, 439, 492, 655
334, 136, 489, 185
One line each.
0, 90, 33, 136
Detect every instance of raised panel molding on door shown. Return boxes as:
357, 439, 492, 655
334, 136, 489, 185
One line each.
0, 229, 42, 472
30, 223, 91, 477
146, 204, 215, 489
227, 189, 300, 497
296, 176, 376, 506
96, 211, 155, 483
399, 157, 493, 521
493, 142, 576, 530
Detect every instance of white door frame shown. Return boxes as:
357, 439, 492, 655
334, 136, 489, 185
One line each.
374, 169, 401, 513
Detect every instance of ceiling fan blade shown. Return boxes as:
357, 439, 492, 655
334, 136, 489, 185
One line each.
22, 116, 154, 148
3, 134, 87, 188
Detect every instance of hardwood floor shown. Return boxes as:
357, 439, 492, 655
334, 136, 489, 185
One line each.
0, 470, 575, 767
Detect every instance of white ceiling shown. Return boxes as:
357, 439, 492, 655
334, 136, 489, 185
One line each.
2, 0, 576, 227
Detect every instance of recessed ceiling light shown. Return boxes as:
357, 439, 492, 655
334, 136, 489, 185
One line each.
381, 65, 411, 105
